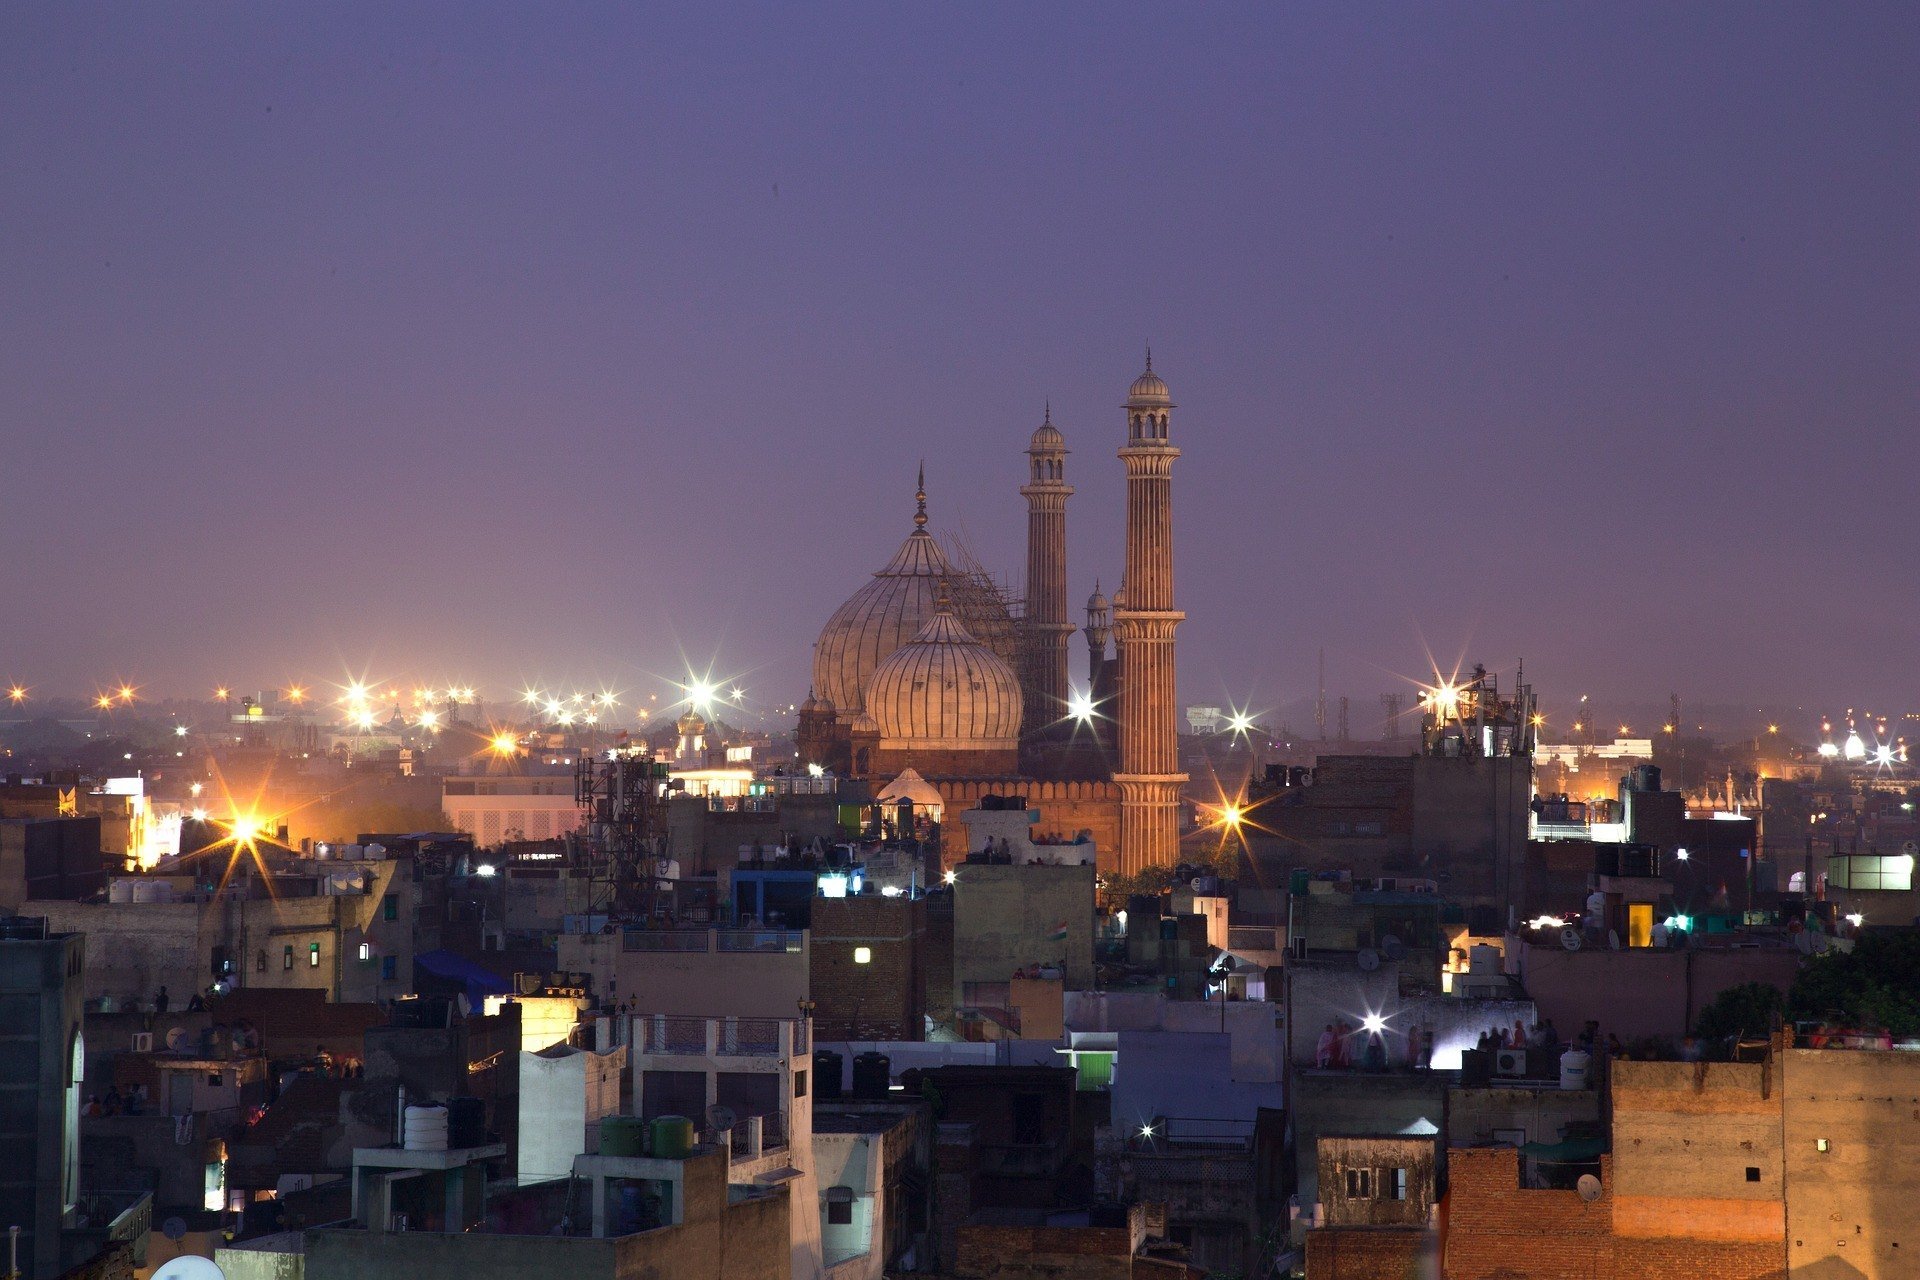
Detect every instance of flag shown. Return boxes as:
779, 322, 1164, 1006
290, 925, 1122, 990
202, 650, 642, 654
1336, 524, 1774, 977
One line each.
1049, 920, 1069, 942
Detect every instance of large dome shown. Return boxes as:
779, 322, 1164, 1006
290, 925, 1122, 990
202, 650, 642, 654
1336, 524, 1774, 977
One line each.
811, 476, 1013, 717
867, 602, 1022, 750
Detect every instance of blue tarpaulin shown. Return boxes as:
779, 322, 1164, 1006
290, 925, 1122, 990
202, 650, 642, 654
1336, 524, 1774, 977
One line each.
414, 949, 512, 1006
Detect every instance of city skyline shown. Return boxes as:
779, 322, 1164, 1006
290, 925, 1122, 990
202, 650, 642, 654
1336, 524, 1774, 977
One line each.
3, 5, 1914, 710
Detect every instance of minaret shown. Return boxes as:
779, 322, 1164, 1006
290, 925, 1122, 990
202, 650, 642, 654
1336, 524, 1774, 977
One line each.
1083, 580, 1112, 685
1112, 350, 1186, 876
1021, 403, 1074, 732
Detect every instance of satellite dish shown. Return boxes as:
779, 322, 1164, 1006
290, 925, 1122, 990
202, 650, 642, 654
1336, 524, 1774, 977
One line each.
1576, 1174, 1603, 1203
1381, 934, 1407, 961
165, 1026, 191, 1052
153, 1260, 224, 1280
160, 1217, 189, 1242
1356, 948, 1381, 972
1560, 928, 1583, 952
706, 1104, 738, 1133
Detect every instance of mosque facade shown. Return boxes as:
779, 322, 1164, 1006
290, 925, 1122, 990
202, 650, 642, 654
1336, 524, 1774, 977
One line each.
796, 356, 1186, 876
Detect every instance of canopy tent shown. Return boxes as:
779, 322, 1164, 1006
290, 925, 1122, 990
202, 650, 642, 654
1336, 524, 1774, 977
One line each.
875, 767, 944, 811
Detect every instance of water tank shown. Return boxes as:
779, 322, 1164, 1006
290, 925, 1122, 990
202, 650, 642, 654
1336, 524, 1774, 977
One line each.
1559, 1049, 1592, 1091
403, 1104, 449, 1152
447, 1097, 486, 1148
813, 1050, 844, 1101
109, 879, 136, 904
599, 1116, 648, 1158
650, 1115, 695, 1160
851, 1051, 891, 1100
131, 881, 165, 903
364, 843, 388, 860
1469, 944, 1500, 975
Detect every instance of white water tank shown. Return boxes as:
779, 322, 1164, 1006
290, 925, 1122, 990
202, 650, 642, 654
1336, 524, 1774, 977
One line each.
404, 1105, 449, 1151
1468, 944, 1499, 975
109, 879, 136, 904
132, 880, 172, 903
1559, 1048, 1592, 1091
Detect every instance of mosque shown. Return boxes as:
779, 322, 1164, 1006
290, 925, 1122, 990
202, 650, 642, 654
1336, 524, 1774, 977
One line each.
795, 354, 1186, 876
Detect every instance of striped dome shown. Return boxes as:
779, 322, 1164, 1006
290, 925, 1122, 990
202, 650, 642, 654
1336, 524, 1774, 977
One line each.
811, 525, 955, 716
867, 605, 1022, 751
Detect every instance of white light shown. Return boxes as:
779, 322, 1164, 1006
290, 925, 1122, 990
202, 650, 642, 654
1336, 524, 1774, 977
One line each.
1874, 745, 1895, 765
1362, 1013, 1386, 1035
819, 873, 849, 899
1844, 731, 1866, 760
1846, 913, 1864, 927
1139, 1123, 1156, 1139
806, 762, 825, 778
1817, 742, 1840, 758
943, 870, 957, 886
853, 946, 872, 964
475, 864, 496, 878
1067, 690, 1095, 721
1675, 848, 1689, 861
1525, 915, 1567, 930
174, 725, 188, 737
880, 885, 903, 898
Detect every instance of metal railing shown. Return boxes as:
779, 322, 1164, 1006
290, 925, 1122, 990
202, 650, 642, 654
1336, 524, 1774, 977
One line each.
634, 1014, 807, 1058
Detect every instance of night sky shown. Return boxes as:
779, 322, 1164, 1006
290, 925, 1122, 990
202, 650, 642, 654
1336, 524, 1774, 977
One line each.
3, 4, 1914, 724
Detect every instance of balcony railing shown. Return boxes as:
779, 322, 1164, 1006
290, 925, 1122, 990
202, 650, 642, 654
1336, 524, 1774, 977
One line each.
621, 928, 804, 954
633, 1014, 807, 1058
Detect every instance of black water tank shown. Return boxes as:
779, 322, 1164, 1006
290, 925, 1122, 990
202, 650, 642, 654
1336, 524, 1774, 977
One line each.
447, 1097, 486, 1149
851, 1051, 891, 1100
813, 1049, 844, 1101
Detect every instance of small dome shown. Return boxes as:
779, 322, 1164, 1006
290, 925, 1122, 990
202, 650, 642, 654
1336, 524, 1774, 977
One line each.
867, 602, 1022, 750
1086, 585, 1110, 613
799, 691, 818, 714
1126, 351, 1172, 406
1029, 403, 1065, 452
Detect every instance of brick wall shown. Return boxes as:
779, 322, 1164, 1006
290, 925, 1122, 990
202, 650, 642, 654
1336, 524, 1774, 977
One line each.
1444, 1147, 1786, 1280
810, 895, 925, 1040
1305, 1226, 1431, 1279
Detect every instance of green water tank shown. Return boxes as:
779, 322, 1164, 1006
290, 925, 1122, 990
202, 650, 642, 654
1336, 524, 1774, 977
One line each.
650, 1115, 696, 1159
599, 1115, 648, 1158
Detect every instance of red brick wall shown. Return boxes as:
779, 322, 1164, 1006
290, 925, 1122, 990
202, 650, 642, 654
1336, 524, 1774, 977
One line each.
1306, 1227, 1431, 1279
1444, 1148, 1786, 1280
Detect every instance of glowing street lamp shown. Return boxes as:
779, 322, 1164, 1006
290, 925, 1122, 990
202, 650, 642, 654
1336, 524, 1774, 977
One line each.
94, 694, 114, 711
6, 685, 25, 704
489, 733, 519, 757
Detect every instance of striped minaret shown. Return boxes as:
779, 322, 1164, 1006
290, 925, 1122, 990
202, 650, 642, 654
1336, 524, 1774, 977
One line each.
1021, 403, 1073, 732
1112, 350, 1187, 875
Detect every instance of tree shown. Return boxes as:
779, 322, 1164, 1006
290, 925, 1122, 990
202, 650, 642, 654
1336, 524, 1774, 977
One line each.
1693, 981, 1784, 1042
1789, 931, 1920, 1036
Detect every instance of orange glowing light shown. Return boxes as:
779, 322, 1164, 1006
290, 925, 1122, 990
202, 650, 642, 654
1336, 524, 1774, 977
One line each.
116, 684, 137, 702
6, 686, 25, 704
95, 695, 114, 711
489, 733, 519, 756
215, 686, 230, 700
286, 686, 306, 703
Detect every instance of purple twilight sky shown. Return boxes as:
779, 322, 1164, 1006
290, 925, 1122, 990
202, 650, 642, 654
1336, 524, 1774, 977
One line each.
2, 3, 1915, 727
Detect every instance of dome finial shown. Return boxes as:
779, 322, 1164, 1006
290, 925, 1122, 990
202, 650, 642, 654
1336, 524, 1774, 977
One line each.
1044, 399, 1051, 425
1145, 343, 1152, 373
914, 461, 928, 529
934, 576, 953, 613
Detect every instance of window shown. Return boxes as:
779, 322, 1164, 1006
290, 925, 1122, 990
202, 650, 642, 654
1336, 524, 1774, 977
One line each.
853, 947, 872, 965
794, 1070, 808, 1099
308, 943, 321, 968
826, 1187, 854, 1225
383, 894, 398, 921
255, 950, 266, 973
207, 1071, 225, 1088
381, 956, 396, 981
1345, 1168, 1373, 1199
1746, 1166, 1761, 1182
358, 943, 370, 962
1388, 1168, 1409, 1200
1816, 1138, 1831, 1153
282, 945, 294, 971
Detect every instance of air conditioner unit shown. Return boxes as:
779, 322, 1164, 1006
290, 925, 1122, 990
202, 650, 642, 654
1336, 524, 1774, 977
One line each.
1495, 1049, 1528, 1078
130, 1032, 153, 1053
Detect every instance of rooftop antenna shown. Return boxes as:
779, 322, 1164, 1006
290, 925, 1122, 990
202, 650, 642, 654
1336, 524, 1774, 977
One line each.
1315, 649, 1327, 741
1380, 692, 1403, 741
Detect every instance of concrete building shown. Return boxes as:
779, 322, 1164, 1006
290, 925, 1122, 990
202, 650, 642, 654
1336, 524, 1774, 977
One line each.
518, 1042, 626, 1184
951, 861, 1095, 1033
812, 1101, 931, 1280
0, 917, 86, 1279
626, 1010, 821, 1279
559, 926, 810, 1019
441, 773, 583, 846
